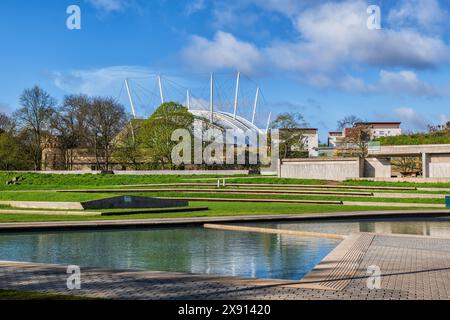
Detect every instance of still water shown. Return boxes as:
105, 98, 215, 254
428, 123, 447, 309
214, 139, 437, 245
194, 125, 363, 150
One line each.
1, 217, 450, 280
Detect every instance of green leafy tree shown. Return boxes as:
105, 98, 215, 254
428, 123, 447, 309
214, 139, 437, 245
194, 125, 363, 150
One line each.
113, 119, 146, 170
139, 102, 194, 169
0, 132, 32, 170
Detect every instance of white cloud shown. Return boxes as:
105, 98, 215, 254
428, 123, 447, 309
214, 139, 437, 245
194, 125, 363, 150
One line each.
182, 31, 263, 74
52, 66, 151, 96
185, 0, 206, 15
86, 0, 128, 12
388, 0, 447, 33
393, 107, 430, 131
334, 70, 437, 96
376, 70, 436, 96
267, 0, 448, 72
182, 0, 449, 94
439, 114, 449, 125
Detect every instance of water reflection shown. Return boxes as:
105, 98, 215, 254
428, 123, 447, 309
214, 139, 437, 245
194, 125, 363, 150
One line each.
2, 218, 448, 281
248, 216, 450, 238
0, 227, 338, 280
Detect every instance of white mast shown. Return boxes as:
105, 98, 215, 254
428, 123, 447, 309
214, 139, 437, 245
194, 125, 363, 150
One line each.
158, 75, 165, 105
233, 71, 240, 119
125, 79, 137, 118
210, 72, 214, 123
186, 90, 191, 110
252, 87, 259, 125
124, 79, 136, 141
266, 112, 272, 134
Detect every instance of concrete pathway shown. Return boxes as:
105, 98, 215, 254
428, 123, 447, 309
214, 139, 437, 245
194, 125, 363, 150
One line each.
1, 232, 450, 300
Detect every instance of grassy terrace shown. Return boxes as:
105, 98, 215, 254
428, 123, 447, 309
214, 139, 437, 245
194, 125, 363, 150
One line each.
0, 191, 443, 204
0, 173, 448, 224
1, 172, 450, 189
0, 202, 429, 223
343, 180, 450, 188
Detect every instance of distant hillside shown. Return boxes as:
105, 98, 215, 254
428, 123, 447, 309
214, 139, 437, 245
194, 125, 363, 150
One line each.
378, 131, 450, 146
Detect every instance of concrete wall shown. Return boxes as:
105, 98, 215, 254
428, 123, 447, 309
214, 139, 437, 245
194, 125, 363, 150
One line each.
364, 158, 391, 178
429, 163, 450, 178
280, 158, 362, 181
423, 154, 450, 178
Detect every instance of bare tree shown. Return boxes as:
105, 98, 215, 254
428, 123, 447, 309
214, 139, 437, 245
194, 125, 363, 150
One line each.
86, 97, 127, 171
0, 112, 14, 133
14, 86, 56, 170
51, 95, 91, 170
336, 125, 372, 159
391, 157, 421, 176
337, 115, 363, 131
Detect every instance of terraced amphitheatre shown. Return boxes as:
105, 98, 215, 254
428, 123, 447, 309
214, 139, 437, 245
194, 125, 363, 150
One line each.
0, 172, 449, 223
2, 172, 450, 300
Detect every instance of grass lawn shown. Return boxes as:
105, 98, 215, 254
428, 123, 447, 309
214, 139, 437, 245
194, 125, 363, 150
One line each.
0, 173, 447, 224
343, 180, 450, 188
1, 172, 450, 190
0, 190, 444, 204
0, 289, 96, 300
0, 201, 440, 223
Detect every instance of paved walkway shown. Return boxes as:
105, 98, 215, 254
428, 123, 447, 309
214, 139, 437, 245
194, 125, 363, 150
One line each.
1, 232, 450, 300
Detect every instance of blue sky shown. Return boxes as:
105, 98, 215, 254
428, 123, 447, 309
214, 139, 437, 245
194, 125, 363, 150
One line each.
0, 0, 449, 142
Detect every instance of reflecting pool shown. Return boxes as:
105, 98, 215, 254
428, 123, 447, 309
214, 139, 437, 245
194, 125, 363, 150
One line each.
1, 217, 449, 280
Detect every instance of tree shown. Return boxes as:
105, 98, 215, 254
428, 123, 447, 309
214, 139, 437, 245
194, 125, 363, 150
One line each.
391, 157, 421, 176
429, 121, 450, 134
113, 119, 146, 170
51, 95, 91, 170
270, 112, 309, 158
336, 124, 372, 159
85, 97, 128, 171
0, 132, 32, 170
14, 86, 56, 170
0, 112, 14, 133
337, 115, 363, 131
139, 102, 194, 169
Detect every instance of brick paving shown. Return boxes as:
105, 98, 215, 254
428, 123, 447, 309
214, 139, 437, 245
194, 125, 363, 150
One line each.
1, 232, 450, 300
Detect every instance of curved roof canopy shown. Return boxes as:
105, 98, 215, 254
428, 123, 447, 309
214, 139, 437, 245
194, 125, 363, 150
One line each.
189, 110, 262, 133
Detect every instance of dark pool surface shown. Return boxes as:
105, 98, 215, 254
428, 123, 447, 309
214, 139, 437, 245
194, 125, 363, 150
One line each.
1, 217, 450, 280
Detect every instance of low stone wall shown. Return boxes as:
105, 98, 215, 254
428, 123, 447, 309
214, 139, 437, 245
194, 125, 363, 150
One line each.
351, 177, 450, 183
0, 170, 249, 175
113, 170, 249, 175
279, 158, 362, 181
